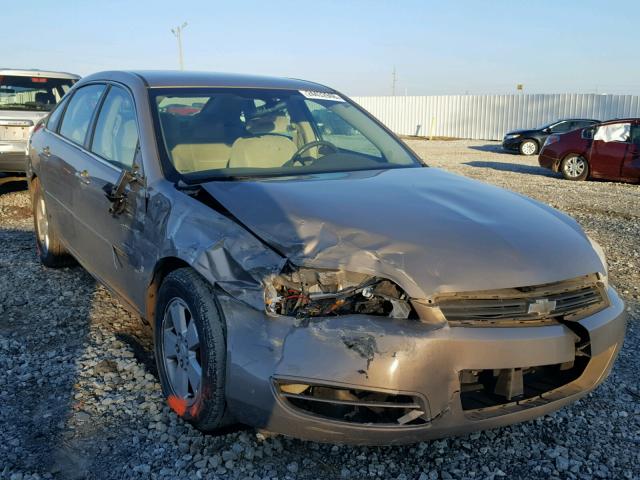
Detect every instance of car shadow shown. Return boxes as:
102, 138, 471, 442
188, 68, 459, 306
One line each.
115, 332, 158, 378
467, 144, 514, 154
0, 224, 95, 479
463, 160, 561, 178
0, 174, 28, 195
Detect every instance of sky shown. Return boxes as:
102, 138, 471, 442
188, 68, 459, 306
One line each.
3, 0, 639, 96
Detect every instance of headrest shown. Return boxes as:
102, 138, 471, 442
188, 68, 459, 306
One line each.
35, 92, 53, 104
246, 114, 290, 135
200, 95, 244, 120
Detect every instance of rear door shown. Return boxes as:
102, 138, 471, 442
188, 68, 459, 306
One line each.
621, 122, 640, 181
39, 84, 107, 245
588, 122, 630, 178
72, 84, 148, 310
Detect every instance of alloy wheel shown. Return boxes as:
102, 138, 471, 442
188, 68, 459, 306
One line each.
564, 156, 586, 178
162, 298, 202, 403
35, 197, 50, 252
521, 141, 537, 155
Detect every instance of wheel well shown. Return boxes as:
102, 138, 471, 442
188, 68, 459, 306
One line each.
146, 257, 191, 326
28, 173, 37, 190
562, 152, 586, 161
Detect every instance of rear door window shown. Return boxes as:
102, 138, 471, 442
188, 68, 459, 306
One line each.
59, 84, 106, 145
90, 86, 139, 169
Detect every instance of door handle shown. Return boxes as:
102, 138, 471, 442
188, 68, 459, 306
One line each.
76, 169, 91, 185
41, 146, 50, 157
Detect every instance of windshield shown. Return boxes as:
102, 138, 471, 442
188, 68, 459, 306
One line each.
0, 75, 76, 111
151, 88, 421, 180
537, 121, 556, 130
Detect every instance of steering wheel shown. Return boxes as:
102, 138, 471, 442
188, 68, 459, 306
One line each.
286, 140, 339, 167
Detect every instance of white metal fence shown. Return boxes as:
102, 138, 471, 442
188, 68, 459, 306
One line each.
351, 94, 640, 141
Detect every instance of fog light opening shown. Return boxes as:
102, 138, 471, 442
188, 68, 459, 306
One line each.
276, 381, 428, 426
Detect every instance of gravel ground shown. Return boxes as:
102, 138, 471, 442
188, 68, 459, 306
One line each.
1, 140, 638, 480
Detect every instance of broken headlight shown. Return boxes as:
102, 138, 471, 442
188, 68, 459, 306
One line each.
264, 268, 414, 319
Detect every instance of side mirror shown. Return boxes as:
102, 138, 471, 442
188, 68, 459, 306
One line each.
104, 165, 143, 215
543, 128, 551, 134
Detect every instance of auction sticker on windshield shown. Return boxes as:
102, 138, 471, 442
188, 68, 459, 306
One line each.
299, 90, 345, 102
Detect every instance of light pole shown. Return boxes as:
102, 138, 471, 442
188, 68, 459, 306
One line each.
171, 22, 188, 70
391, 66, 397, 96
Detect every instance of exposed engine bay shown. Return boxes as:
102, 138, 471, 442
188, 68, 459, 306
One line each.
264, 267, 413, 319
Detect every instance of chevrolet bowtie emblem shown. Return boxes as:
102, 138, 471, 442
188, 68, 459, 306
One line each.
527, 298, 557, 316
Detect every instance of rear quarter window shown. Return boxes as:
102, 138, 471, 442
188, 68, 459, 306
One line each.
46, 96, 70, 132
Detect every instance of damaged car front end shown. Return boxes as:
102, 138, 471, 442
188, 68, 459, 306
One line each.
216, 254, 623, 444
27, 71, 627, 445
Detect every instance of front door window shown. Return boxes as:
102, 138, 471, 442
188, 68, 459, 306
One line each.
90, 86, 139, 169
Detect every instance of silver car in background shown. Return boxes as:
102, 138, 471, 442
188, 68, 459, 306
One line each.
0, 69, 79, 173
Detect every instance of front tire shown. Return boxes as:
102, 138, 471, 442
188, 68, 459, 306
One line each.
519, 139, 538, 156
30, 177, 73, 268
154, 268, 230, 431
561, 155, 589, 181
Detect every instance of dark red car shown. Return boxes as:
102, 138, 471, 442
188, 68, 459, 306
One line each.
539, 118, 640, 182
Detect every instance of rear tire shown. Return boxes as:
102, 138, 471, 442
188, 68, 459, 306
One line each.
30, 177, 73, 268
561, 155, 589, 181
154, 268, 231, 431
519, 140, 538, 156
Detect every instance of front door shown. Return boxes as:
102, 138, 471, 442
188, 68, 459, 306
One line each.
589, 122, 630, 179
71, 84, 148, 311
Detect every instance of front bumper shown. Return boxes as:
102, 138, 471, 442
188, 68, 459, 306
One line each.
220, 286, 627, 445
502, 138, 521, 151
539, 151, 561, 172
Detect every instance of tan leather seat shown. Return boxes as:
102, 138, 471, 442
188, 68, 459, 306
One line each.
172, 143, 231, 173
228, 114, 297, 169
169, 96, 246, 173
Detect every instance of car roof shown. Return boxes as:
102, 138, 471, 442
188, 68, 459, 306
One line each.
81, 70, 334, 92
599, 117, 640, 125
554, 118, 599, 122
0, 68, 80, 80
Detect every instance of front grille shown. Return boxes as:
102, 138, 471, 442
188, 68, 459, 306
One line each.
437, 274, 607, 326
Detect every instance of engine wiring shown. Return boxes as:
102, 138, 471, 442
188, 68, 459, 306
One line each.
264, 269, 413, 319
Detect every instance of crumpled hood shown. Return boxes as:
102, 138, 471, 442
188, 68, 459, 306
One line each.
203, 168, 603, 298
